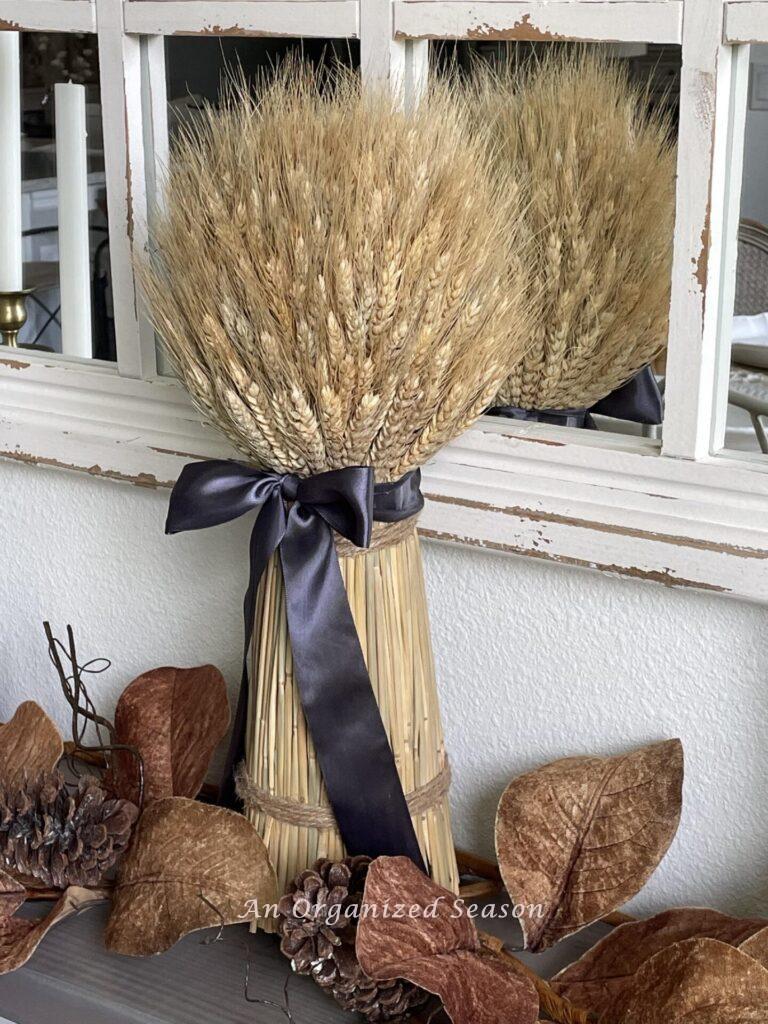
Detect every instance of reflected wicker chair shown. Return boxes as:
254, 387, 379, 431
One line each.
730, 220, 768, 453
734, 220, 768, 316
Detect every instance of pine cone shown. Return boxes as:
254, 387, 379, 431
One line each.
0, 772, 138, 889
278, 857, 431, 1022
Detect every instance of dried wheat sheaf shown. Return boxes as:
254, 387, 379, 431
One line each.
142, 65, 532, 480
474, 50, 677, 411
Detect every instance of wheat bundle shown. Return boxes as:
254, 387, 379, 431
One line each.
474, 49, 676, 412
143, 65, 532, 908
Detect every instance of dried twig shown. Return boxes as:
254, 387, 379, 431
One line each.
245, 962, 297, 1022
455, 847, 503, 884
62, 741, 107, 769
199, 892, 226, 945
25, 883, 114, 902
458, 879, 502, 900
43, 622, 146, 812
478, 930, 596, 1024
456, 846, 503, 901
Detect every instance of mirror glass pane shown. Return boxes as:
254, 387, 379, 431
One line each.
725, 44, 768, 456
0, 31, 114, 359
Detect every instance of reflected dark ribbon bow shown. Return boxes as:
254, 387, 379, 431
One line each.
166, 460, 426, 871
490, 365, 663, 429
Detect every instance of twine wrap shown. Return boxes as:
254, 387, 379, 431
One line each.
335, 514, 419, 557
235, 759, 451, 830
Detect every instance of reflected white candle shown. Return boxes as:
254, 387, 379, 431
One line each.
55, 82, 92, 358
0, 34, 22, 293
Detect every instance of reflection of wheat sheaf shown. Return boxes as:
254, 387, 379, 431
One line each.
475, 50, 677, 411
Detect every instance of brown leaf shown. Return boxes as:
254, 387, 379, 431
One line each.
739, 926, 768, 968
607, 937, 768, 1022
552, 907, 767, 1014
104, 797, 277, 955
0, 702, 63, 788
0, 886, 108, 975
356, 856, 539, 1024
0, 869, 25, 918
495, 739, 683, 951
110, 665, 230, 803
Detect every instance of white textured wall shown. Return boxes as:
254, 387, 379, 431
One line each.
2, 458, 768, 917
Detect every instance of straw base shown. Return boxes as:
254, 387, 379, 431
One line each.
243, 529, 458, 930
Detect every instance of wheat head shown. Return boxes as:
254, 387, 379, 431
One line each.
141, 63, 532, 480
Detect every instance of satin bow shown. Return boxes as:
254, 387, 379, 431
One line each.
166, 460, 426, 870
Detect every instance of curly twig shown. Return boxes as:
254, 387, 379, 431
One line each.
43, 621, 146, 812
245, 962, 297, 1022
199, 891, 226, 945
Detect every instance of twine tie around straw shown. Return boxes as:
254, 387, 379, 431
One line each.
236, 759, 451, 830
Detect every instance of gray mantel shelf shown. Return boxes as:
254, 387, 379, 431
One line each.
0, 900, 612, 1023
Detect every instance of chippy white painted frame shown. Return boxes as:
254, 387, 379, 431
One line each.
2, 0, 768, 605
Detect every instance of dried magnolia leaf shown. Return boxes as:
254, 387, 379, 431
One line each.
608, 937, 768, 1023
105, 797, 277, 955
0, 702, 63, 788
357, 856, 539, 1024
110, 665, 230, 804
739, 926, 768, 968
495, 739, 683, 951
0, 869, 25, 918
552, 908, 767, 1014
0, 886, 107, 975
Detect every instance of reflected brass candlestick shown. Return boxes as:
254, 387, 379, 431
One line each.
0, 289, 32, 347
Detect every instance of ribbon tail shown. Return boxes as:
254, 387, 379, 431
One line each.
590, 365, 663, 425
220, 489, 287, 808
280, 506, 427, 871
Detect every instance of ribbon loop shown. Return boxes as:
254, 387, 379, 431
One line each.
165, 461, 426, 872
294, 466, 374, 546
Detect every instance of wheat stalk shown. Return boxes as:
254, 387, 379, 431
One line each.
141, 62, 532, 479
472, 48, 677, 411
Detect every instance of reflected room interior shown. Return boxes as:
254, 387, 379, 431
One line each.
729, 44, 768, 455
15, 32, 111, 358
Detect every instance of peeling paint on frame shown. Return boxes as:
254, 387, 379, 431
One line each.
419, 527, 731, 594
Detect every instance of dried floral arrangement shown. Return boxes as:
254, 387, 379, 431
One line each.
141, 61, 534, 905
0, 625, 276, 972
474, 49, 676, 416
1, 627, 767, 1023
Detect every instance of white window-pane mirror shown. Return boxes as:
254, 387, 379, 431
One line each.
0, 30, 114, 360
